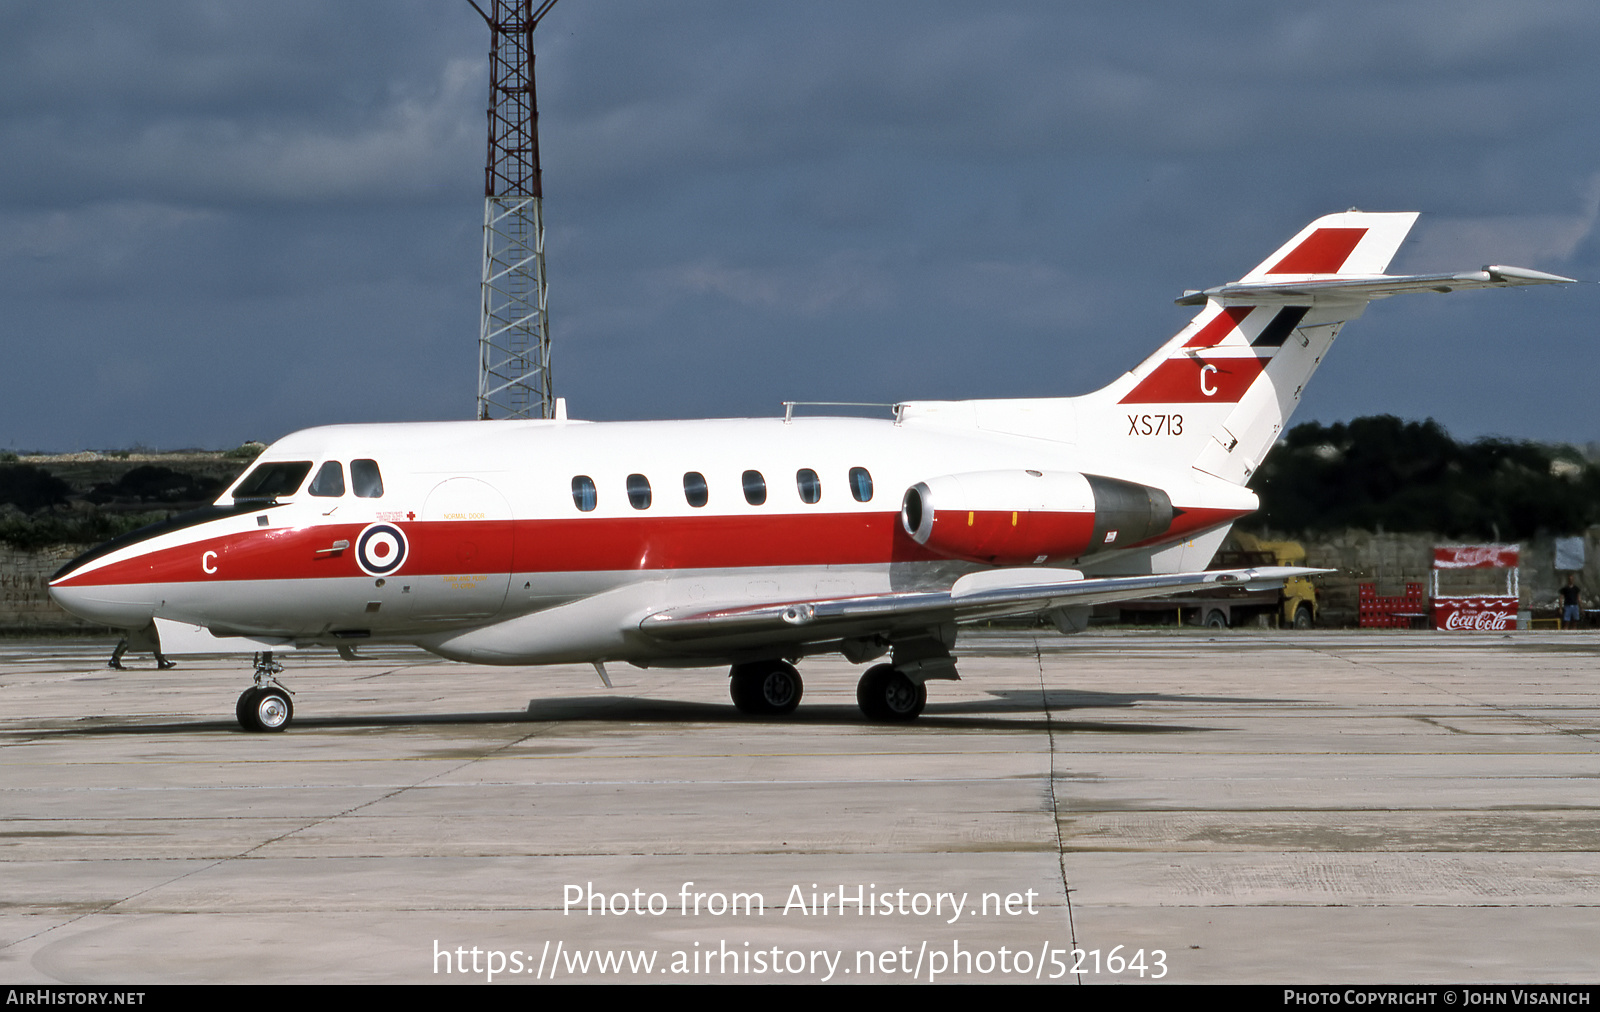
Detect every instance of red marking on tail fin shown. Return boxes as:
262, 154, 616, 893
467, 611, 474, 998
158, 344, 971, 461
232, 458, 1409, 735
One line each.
1266, 227, 1367, 274
1119, 356, 1267, 404
1183, 306, 1254, 348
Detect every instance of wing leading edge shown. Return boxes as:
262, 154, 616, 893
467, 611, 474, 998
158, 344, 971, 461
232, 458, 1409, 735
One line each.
638, 565, 1324, 646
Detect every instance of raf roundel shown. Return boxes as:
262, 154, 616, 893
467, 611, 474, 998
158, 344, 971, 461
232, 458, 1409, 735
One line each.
355, 523, 408, 577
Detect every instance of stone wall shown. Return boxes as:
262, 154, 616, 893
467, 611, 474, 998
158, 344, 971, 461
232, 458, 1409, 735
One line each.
0, 544, 103, 633
1254, 528, 1600, 627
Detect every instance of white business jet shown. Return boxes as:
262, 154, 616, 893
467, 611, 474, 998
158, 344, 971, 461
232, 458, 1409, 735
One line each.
50, 212, 1573, 731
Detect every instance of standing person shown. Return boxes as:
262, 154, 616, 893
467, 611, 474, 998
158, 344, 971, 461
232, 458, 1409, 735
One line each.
106, 628, 174, 669
1559, 574, 1584, 629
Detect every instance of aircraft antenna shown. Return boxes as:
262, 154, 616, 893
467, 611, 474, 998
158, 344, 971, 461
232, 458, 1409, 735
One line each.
469, 0, 558, 420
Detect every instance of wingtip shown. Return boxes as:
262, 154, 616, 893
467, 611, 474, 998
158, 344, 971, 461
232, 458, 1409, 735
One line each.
1484, 265, 1579, 285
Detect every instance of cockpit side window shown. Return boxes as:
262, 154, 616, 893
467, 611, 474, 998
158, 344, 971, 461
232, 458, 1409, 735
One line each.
350, 459, 384, 498
233, 461, 313, 501
308, 461, 345, 497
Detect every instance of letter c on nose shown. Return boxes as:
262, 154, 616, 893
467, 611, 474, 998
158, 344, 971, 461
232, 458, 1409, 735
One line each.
1200, 363, 1218, 397
202, 551, 218, 574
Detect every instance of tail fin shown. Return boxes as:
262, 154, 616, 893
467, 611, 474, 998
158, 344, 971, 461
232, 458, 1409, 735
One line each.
1236, 211, 1418, 280
1077, 211, 1572, 485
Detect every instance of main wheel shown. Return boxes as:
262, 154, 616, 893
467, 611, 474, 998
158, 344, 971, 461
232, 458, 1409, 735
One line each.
730, 661, 803, 716
1204, 609, 1228, 630
238, 686, 294, 732
857, 664, 926, 722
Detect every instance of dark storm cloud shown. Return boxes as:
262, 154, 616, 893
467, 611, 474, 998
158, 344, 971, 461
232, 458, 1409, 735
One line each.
1, 1, 1597, 451
0, 2, 482, 206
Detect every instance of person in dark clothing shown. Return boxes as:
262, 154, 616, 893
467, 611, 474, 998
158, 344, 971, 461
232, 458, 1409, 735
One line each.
1559, 574, 1584, 629
107, 627, 174, 669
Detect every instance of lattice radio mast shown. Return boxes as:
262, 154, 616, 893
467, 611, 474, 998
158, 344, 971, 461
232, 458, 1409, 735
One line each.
470, 0, 558, 420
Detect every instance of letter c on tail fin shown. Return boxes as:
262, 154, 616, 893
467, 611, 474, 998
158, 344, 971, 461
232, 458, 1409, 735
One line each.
1086, 211, 1573, 484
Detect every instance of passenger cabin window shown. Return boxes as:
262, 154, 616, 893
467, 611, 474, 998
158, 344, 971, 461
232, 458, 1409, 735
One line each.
233, 461, 313, 501
742, 470, 767, 506
571, 475, 597, 512
627, 474, 652, 510
350, 459, 384, 498
849, 467, 873, 503
683, 471, 708, 508
796, 468, 821, 504
308, 461, 345, 497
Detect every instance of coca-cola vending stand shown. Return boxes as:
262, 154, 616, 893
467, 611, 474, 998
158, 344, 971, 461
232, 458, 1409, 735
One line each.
1430, 545, 1520, 631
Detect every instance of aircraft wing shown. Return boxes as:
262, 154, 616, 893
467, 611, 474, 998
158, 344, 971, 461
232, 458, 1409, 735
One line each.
638, 566, 1324, 646
1175, 265, 1576, 306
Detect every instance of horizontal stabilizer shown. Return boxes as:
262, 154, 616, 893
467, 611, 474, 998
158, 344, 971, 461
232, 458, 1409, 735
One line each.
1178, 265, 1577, 306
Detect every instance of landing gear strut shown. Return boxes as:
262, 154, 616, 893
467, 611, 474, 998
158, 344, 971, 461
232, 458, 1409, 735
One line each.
236, 652, 295, 733
729, 660, 803, 716
856, 664, 927, 722
854, 629, 953, 722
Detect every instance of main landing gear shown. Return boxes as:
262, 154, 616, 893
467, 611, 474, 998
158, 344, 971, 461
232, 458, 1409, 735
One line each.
729, 659, 804, 715
856, 664, 927, 722
726, 660, 934, 722
236, 652, 295, 733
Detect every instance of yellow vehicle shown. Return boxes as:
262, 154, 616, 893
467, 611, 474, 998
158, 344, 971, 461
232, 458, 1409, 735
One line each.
1222, 533, 1319, 629
1110, 532, 1320, 629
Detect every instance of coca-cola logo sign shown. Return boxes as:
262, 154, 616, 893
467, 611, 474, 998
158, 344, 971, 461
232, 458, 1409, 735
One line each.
1433, 545, 1520, 569
1434, 596, 1518, 631
1442, 609, 1514, 631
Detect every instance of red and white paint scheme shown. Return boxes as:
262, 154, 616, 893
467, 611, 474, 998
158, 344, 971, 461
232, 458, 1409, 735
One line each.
50, 212, 1573, 730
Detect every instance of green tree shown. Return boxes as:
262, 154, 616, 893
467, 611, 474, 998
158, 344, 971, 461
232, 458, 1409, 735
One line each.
1250, 416, 1600, 539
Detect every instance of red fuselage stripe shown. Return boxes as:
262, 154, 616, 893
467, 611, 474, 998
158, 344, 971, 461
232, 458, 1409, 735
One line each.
55, 507, 1251, 587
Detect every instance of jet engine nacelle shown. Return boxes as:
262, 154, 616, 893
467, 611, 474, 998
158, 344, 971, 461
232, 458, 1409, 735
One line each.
900, 470, 1174, 565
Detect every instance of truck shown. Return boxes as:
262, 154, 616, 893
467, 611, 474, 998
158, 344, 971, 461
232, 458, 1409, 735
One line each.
1105, 532, 1320, 629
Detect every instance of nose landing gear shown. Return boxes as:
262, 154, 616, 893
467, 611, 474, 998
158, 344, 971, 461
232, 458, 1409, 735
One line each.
236, 652, 295, 733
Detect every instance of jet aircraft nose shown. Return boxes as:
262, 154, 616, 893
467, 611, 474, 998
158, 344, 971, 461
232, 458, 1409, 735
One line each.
47, 502, 273, 631
48, 580, 157, 630
49, 526, 167, 629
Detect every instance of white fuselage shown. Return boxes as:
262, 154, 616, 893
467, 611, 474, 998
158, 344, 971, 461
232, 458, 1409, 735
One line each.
49, 413, 1256, 665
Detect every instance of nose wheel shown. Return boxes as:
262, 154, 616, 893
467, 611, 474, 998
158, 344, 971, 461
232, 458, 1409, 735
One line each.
236, 652, 295, 732
236, 685, 294, 732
